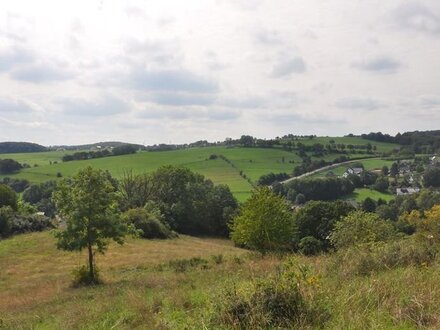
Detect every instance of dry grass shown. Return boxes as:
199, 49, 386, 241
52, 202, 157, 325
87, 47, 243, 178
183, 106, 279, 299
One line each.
3, 232, 440, 329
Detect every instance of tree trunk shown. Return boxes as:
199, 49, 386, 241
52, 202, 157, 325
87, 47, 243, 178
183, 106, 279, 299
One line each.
88, 243, 94, 282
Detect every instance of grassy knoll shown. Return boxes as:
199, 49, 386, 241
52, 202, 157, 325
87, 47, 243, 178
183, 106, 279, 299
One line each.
2, 231, 440, 328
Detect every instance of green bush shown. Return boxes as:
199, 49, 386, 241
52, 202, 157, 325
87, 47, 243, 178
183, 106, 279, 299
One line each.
299, 236, 324, 255
330, 211, 396, 250
0, 206, 14, 237
72, 265, 101, 286
123, 207, 174, 239
0, 184, 17, 210
11, 214, 53, 234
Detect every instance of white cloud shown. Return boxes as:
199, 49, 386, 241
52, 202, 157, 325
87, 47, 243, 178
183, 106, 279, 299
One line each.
0, 0, 437, 145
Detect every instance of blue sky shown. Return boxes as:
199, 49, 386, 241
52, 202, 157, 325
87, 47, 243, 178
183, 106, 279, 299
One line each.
0, 0, 439, 145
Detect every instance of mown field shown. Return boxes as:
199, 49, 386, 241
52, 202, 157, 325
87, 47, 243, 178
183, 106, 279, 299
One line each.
1, 231, 439, 329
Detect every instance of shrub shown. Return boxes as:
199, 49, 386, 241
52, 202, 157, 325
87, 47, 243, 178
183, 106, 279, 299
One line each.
10, 213, 53, 234
330, 211, 396, 250
217, 260, 328, 328
0, 206, 14, 237
330, 237, 438, 277
299, 236, 324, 255
0, 184, 18, 210
123, 207, 174, 239
72, 265, 101, 286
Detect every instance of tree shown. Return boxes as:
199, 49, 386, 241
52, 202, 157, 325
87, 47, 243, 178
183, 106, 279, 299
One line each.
230, 187, 295, 253
0, 184, 17, 210
293, 200, 354, 249
361, 197, 377, 212
382, 166, 389, 176
330, 211, 396, 249
390, 163, 399, 177
373, 176, 389, 192
423, 167, 440, 187
53, 167, 130, 284
0, 206, 14, 237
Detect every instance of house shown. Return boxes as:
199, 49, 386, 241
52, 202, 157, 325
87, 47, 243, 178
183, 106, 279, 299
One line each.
396, 187, 420, 196
342, 167, 363, 178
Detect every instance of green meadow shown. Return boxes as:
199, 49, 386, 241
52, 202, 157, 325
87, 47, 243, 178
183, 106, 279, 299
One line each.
0, 147, 303, 201
0, 140, 401, 202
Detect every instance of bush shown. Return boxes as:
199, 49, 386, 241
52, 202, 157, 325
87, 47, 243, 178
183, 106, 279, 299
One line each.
217, 260, 328, 328
10, 213, 53, 234
123, 207, 174, 239
72, 265, 101, 286
330, 237, 438, 277
330, 211, 396, 250
299, 236, 324, 255
0, 184, 17, 210
0, 206, 14, 237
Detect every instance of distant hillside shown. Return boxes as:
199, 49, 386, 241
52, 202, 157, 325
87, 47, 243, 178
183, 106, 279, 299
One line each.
51, 141, 145, 151
0, 142, 47, 154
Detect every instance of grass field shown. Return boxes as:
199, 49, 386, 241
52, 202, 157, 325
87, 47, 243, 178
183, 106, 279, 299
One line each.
0, 145, 399, 202
1, 231, 440, 329
344, 188, 395, 203
0, 147, 304, 201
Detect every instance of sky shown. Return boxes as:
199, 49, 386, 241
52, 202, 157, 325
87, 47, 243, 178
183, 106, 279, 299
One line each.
0, 0, 439, 146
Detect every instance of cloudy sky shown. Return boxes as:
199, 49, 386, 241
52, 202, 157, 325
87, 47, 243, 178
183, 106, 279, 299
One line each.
0, 0, 439, 145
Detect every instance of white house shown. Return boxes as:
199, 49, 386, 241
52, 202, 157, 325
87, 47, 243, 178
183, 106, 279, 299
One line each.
342, 167, 363, 178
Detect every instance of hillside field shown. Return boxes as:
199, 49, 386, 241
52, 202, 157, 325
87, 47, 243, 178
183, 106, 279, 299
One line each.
1, 231, 440, 329
0, 141, 400, 201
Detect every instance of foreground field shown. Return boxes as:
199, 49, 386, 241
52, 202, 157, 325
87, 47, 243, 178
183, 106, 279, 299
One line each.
2, 232, 440, 329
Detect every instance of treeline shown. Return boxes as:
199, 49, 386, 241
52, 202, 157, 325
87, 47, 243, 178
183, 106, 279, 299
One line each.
0, 142, 47, 154
283, 177, 355, 202
62, 144, 138, 162
1, 166, 238, 239
361, 130, 440, 154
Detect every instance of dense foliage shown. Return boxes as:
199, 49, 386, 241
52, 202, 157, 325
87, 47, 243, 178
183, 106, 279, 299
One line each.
119, 166, 237, 236
285, 177, 354, 202
230, 187, 295, 252
0, 159, 22, 174
293, 200, 354, 250
257, 172, 289, 185
330, 211, 396, 249
0, 184, 18, 210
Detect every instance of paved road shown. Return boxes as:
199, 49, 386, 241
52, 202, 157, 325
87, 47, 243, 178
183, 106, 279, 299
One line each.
280, 157, 381, 185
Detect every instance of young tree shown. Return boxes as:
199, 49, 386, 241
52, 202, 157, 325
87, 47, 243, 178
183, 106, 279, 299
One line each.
230, 187, 295, 253
53, 167, 130, 284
